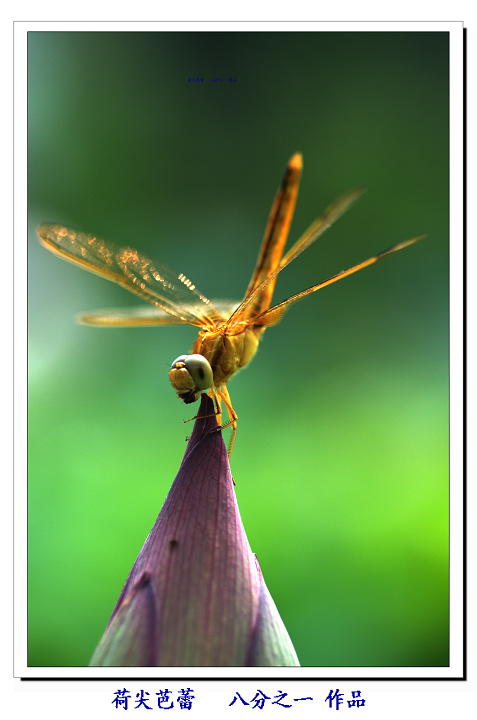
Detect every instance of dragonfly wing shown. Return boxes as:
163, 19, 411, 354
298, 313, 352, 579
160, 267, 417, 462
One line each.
79, 305, 195, 326
79, 300, 241, 327
239, 153, 302, 322
209, 299, 242, 318
253, 234, 427, 327
228, 185, 366, 326
38, 223, 220, 327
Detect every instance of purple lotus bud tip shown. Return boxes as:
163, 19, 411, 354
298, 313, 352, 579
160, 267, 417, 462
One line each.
90, 394, 299, 667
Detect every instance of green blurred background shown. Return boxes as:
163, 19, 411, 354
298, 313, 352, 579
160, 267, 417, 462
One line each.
28, 31, 449, 667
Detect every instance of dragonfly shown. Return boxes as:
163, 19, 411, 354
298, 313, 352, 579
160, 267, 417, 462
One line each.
38, 153, 425, 456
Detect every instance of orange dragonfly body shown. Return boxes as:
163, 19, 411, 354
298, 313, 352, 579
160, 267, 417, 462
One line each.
38, 153, 424, 455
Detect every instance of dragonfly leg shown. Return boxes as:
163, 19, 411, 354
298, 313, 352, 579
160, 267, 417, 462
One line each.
183, 391, 221, 443
183, 387, 237, 460
183, 390, 221, 425
214, 386, 238, 459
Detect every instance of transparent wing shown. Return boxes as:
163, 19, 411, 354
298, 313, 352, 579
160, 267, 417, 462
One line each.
38, 223, 220, 328
226, 185, 365, 328
78, 305, 194, 327
240, 153, 302, 322
79, 300, 241, 327
253, 234, 426, 327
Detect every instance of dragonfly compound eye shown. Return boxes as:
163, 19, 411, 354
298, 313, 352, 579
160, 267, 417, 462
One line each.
183, 354, 213, 390
171, 355, 188, 368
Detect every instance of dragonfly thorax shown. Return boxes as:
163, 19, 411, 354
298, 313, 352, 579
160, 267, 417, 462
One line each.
195, 325, 262, 386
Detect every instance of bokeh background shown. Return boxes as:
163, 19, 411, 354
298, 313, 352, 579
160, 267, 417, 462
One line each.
28, 31, 449, 668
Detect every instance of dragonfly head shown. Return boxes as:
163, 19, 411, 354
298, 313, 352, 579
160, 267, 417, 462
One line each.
169, 354, 214, 404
